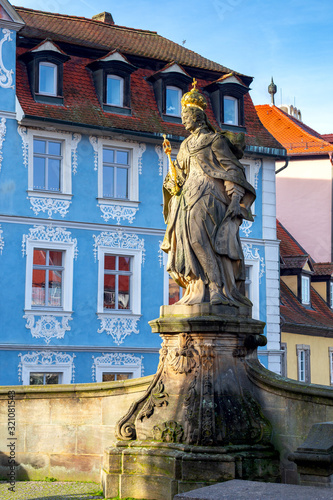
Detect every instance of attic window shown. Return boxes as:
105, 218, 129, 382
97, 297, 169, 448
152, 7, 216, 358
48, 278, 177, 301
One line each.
223, 96, 238, 125
204, 75, 249, 130
166, 86, 182, 116
301, 275, 310, 305
19, 41, 69, 105
39, 62, 57, 96
87, 52, 136, 115
106, 75, 124, 107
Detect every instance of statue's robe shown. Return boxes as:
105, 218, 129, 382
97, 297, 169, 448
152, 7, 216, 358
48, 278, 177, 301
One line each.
161, 128, 256, 297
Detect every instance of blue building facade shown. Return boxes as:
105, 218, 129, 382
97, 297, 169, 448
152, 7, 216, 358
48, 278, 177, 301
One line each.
0, 0, 286, 386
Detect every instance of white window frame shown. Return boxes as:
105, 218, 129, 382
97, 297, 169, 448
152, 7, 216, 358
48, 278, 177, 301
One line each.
223, 95, 239, 125
301, 275, 310, 305
241, 159, 258, 215
97, 138, 140, 208
22, 365, 71, 385
166, 85, 182, 117
97, 245, 142, 316
296, 344, 311, 383
96, 364, 141, 383
244, 260, 260, 320
27, 129, 72, 199
329, 348, 333, 385
39, 61, 57, 96
25, 239, 75, 314
106, 75, 124, 107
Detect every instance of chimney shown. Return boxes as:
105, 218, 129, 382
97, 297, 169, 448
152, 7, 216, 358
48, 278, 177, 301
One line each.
92, 12, 114, 25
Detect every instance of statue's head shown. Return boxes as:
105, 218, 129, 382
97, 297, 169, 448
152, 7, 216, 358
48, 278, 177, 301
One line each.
181, 78, 215, 133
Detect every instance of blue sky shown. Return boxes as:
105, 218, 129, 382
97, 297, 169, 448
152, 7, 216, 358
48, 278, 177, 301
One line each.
14, 0, 333, 133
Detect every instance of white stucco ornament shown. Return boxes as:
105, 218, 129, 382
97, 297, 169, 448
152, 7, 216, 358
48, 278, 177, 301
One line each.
23, 314, 72, 344
0, 29, 14, 89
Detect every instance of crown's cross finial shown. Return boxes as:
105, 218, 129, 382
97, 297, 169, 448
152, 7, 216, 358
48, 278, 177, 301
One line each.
192, 78, 197, 90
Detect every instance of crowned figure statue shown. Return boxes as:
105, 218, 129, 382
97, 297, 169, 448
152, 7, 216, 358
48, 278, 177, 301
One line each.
161, 79, 256, 307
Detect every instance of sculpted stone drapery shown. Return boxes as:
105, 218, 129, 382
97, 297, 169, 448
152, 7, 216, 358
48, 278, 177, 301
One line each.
161, 82, 256, 307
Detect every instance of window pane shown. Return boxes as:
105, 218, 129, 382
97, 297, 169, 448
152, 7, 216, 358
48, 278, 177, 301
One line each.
39, 63, 56, 95
118, 275, 130, 309
116, 150, 129, 165
49, 251, 62, 267
30, 373, 44, 385
34, 139, 46, 154
105, 255, 116, 270
119, 256, 130, 271
103, 165, 114, 197
107, 76, 122, 106
103, 148, 114, 164
102, 373, 116, 382
32, 269, 45, 306
33, 156, 45, 189
166, 87, 181, 116
116, 168, 128, 199
104, 274, 115, 309
45, 373, 59, 384
33, 249, 46, 265
224, 96, 238, 125
48, 141, 61, 156
169, 278, 182, 305
48, 270, 62, 307
116, 373, 131, 381
48, 159, 61, 191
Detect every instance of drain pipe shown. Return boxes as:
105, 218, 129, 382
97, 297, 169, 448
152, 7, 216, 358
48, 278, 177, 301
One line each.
275, 157, 289, 174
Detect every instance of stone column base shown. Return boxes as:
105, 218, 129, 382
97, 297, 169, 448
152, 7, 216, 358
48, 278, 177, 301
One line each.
101, 441, 280, 500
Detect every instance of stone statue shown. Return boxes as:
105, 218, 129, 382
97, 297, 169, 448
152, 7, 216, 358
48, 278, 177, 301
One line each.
161, 80, 256, 306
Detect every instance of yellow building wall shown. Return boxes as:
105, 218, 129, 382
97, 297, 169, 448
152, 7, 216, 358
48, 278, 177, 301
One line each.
282, 331, 333, 386
312, 281, 327, 301
281, 275, 298, 296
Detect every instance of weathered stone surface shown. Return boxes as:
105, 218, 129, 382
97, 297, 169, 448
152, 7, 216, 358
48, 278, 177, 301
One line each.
50, 454, 101, 481
174, 479, 333, 499
25, 424, 76, 454
120, 473, 178, 500
76, 425, 115, 454
50, 397, 102, 425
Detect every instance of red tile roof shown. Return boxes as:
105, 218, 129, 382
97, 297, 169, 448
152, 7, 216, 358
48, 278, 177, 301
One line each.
13, 7, 284, 150
255, 105, 333, 156
277, 220, 308, 257
15, 6, 235, 74
313, 263, 333, 277
322, 134, 333, 144
281, 281, 333, 334
281, 255, 310, 270
278, 219, 333, 334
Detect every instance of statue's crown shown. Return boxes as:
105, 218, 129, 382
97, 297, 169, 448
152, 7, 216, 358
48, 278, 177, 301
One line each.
181, 78, 207, 111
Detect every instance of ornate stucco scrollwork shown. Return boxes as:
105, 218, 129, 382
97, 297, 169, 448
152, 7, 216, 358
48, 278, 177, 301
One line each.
169, 332, 197, 374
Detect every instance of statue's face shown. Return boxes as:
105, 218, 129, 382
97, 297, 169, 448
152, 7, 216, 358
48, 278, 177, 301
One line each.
181, 108, 197, 132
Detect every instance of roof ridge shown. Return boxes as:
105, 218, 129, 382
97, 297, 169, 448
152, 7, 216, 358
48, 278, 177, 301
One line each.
14, 6, 158, 35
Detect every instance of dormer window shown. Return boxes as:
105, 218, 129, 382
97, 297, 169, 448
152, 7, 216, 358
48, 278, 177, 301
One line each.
88, 51, 136, 115
223, 96, 238, 125
39, 62, 57, 96
106, 75, 124, 107
301, 275, 310, 305
166, 86, 182, 116
20, 40, 69, 105
147, 63, 192, 123
205, 73, 250, 131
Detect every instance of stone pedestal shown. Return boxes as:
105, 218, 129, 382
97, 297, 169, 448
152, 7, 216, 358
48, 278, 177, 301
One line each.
101, 305, 280, 499
289, 422, 333, 487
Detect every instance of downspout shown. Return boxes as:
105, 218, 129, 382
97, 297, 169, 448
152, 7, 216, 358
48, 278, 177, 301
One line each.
275, 157, 289, 174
